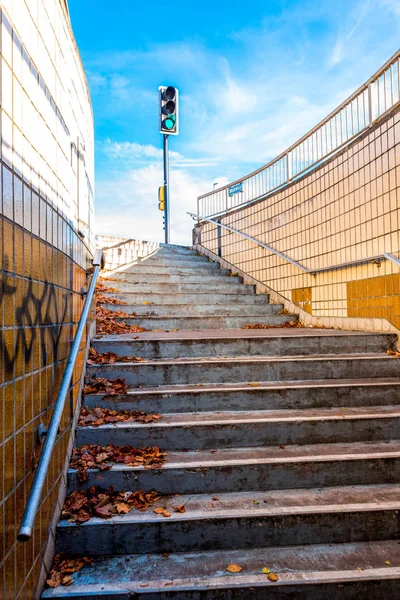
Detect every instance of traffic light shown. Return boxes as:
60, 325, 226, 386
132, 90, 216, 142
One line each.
159, 86, 179, 135
158, 186, 165, 211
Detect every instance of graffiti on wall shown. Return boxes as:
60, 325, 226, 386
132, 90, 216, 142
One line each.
1, 256, 69, 375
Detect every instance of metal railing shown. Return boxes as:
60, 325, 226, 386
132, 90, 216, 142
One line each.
17, 249, 104, 542
198, 49, 400, 218
189, 212, 400, 275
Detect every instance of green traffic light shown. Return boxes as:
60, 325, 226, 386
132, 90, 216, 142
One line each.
163, 115, 176, 130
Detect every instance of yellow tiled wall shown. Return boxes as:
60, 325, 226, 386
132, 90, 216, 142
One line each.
195, 105, 400, 332
0, 1, 94, 598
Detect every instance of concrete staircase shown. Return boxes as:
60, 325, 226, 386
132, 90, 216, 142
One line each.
43, 244, 400, 598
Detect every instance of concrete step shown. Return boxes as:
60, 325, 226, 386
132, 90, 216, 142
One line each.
55, 484, 400, 555
42, 540, 400, 599
109, 272, 235, 284
68, 440, 400, 495
103, 302, 277, 316
111, 272, 233, 285
83, 378, 400, 413
102, 292, 270, 305
75, 405, 400, 450
86, 354, 400, 386
102, 281, 253, 294
92, 330, 396, 359
130, 257, 216, 268
122, 264, 225, 275
115, 313, 292, 331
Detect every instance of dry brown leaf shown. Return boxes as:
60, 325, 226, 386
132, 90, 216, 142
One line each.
83, 376, 129, 396
46, 554, 92, 589
62, 487, 161, 523
70, 444, 167, 481
227, 564, 242, 573
267, 573, 279, 581
78, 406, 161, 427
154, 507, 171, 517
173, 504, 186, 513
248, 382, 260, 387
115, 502, 130, 514
242, 321, 316, 330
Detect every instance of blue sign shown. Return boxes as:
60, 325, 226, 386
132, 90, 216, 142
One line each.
228, 182, 243, 197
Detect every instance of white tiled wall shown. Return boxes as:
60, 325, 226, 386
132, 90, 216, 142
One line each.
1, 0, 94, 259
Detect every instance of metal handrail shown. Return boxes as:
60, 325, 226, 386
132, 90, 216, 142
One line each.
188, 212, 308, 272
18, 249, 104, 542
198, 49, 400, 218
189, 212, 400, 275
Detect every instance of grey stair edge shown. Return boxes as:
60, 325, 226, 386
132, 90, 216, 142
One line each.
57, 484, 400, 527
75, 405, 400, 429
41, 540, 400, 598
68, 440, 400, 473
86, 352, 395, 366
83, 378, 400, 396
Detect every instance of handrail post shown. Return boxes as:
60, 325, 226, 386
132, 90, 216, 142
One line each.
18, 249, 103, 542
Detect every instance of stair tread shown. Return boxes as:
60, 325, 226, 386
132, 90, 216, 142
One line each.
87, 352, 395, 365
84, 377, 400, 397
95, 327, 392, 340
114, 313, 283, 320
57, 484, 400, 527
76, 405, 400, 429
68, 440, 400, 472
41, 540, 400, 596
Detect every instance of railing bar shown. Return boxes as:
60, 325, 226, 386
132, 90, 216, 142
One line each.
189, 213, 400, 275
188, 212, 309, 272
18, 249, 103, 542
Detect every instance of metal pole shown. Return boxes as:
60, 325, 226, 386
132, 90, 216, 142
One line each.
163, 134, 170, 244
18, 250, 103, 542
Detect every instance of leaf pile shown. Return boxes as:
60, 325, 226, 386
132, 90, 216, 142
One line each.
242, 321, 302, 330
96, 304, 148, 335
96, 292, 127, 306
88, 347, 146, 365
71, 444, 167, 481
46, 553, 93, 588
96, 280, 120, 293
83, 376, 129, 396
62, 486, 161, 524
79, 406, 161, 427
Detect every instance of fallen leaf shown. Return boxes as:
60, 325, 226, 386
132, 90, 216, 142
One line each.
154, 507, 171, 518
385, 560, 391, 565
227, 564, 242, 573
173, 505, 186, 513
45, 554, 92, 589
78, 405, 161, 427
262, 568, 271, 574
267, 573, 279, 581
212, 496, 220, 501
115, 502, 130, 514
248, 382, 260, 387
62, 487, 161, 524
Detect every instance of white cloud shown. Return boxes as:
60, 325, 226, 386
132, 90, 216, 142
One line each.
328, 0, 371, 67
95, 161, 222, 244
83, 0, 400, 246
100, 139, 218, 169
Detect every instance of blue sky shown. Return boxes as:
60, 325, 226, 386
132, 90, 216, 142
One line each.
68, 0, 400, 244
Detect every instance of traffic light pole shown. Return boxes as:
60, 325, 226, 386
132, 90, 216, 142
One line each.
163, 133, 170, 244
